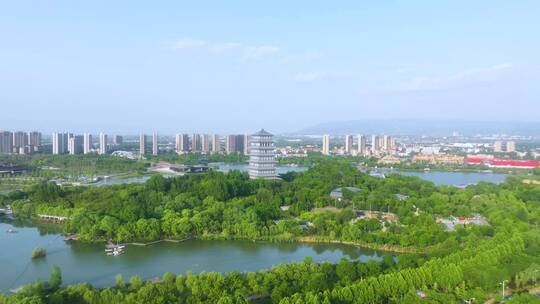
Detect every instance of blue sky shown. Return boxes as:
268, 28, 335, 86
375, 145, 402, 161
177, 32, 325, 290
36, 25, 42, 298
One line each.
1, 1, 539, 134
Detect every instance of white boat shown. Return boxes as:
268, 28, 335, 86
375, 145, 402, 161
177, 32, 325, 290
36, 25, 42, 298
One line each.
107, 249, 124, 256
105, 242, 125, 255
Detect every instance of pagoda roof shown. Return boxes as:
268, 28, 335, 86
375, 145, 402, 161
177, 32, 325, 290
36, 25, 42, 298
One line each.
252, 129, 273, 136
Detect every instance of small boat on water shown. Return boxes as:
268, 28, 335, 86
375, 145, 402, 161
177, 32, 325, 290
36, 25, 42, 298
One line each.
105, 241, 126, 256
106, 249, 125, 256
6, 228, 18, 233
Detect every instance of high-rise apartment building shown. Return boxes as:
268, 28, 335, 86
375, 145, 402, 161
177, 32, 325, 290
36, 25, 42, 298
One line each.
139, 133, 146, 155
371, 135, 380, 154
99, 133, 107, 155
12, 131, 28, 152
345, 135, 353, 154
243, 134, 250, 155
52, 132, 69, 155
494, 141, 503, 153
113, 135, 123, 146
235, 135, 246, 154
357, 135, 366, 155
322, 134, 330, 155
383, 135, 393, 152
83, 133, 92, 154
226, 135, 236, 154
201, 134, 210, 153
506, 141, 516, 153
0, 131, 13, 154
175, 133, 189, 154
152, 132, 158, 156
224, 134, 247, 154
248, 129, 276, 179
192, 134, 201, 152
494, 141, 516, 153
28, 131, 41, 152
211, 134, 220, 153
68, 135, 84, 155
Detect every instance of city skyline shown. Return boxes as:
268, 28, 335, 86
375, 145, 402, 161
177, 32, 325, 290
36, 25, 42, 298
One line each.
2, 1, 540, 134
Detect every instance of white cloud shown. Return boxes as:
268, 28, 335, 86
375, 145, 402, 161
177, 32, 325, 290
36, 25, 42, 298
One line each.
243, 46, 280, 60
291, 71, 342, 82
172, 38, 279, 60
394, 63, 514, 92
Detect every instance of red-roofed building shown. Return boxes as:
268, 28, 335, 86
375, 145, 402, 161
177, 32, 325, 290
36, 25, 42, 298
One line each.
488, 159, 539, 168
465, 156, 539, 168
465, 155, 493, 166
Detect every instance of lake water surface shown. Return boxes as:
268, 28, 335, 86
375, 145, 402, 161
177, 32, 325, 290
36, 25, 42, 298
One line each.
91, 167, 508, 187
0, 219, 384, 292
394, 170, 508, 186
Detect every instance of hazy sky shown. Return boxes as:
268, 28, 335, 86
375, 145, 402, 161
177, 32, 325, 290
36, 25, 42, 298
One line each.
1, 1, 539, 134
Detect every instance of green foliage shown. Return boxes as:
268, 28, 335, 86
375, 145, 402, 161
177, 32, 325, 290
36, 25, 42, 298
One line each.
115, 274, 125, 289
4, 158, 540, 303
47, 266, 62, 291
31, 248, 46, 259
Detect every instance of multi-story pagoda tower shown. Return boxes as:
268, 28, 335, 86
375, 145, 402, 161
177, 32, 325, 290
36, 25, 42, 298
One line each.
248, 129, 277, 179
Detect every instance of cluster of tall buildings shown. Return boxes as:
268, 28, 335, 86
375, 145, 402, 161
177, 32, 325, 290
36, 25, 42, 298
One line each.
52, 132, 116, 155
493, 141, 516, 153
137, 133, 250, 156
322, 134, 395, 156
0, 131, 42, 154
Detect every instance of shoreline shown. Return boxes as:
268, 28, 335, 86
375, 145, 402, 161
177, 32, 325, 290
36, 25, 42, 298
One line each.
295, 236, 426, 254
3, 216, 426, 254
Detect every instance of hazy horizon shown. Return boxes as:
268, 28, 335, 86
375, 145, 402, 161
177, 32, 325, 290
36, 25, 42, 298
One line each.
2, 1, 539, 134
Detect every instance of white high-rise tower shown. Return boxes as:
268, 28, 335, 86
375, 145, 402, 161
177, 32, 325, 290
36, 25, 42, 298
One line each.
83, 133, 92, 154
139, 133, 146, 156
357, 135, 366, 155
152, 132, 158, 156
211, 134, 220, 153
322, 134, 330, 155
98, 133, 107, 155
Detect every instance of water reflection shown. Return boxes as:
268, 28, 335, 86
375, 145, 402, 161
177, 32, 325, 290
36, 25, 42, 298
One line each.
0, 219, 393, 291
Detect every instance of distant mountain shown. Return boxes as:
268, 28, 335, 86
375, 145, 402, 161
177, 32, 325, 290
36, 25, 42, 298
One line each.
294, 119, 540, 136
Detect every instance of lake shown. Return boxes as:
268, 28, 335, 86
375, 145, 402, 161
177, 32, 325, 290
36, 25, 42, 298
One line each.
396, 170, 508, 186
0, 219, 385, 292
89, 165, 506, 187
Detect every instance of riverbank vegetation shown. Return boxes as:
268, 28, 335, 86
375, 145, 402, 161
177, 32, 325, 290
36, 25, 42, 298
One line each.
31, 247, 46, 259
2, 158, 540, 302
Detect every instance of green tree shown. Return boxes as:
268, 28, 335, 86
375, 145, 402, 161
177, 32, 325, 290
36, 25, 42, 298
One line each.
47, 266, 62, 290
